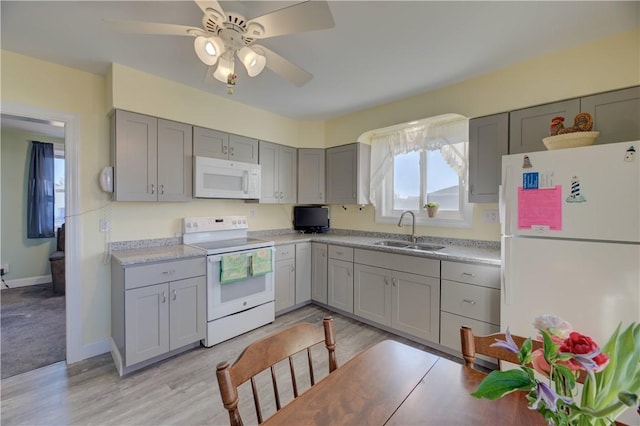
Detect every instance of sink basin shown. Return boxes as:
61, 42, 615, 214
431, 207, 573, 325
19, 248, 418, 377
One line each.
373, 240, 445, 252
374, 240, 411, 248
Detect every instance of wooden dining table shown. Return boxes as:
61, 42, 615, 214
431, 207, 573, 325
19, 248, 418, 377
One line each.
262, 339, 546, 425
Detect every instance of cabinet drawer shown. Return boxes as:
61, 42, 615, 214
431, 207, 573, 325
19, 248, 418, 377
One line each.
328, 245, 353, 262
124, 257, 206, 290
440, 311, 499, 354
275, 244, 295, 261
355, 249, 439, 278
441, 280, 500, 324
441, 261, 499, 289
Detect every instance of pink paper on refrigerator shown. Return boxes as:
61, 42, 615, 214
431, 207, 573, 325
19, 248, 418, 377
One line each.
517, 185, 562, 230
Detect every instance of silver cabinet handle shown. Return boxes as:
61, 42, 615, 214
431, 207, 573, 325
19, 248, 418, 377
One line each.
384, 276, 389, 285
172, 290, 177, 301
392, 277, 398, 287
462, 272, 476, 277
347, 270, 351, 277
161, 184, 165, 194
463, 299, 476, 305
274, 191, 278, 199
230, 147, 234, 155
162, 292, 167, 303
279, 191, 283, 199
150, 183, 155, 194
222, 145, 228, 154
291, 265, 295, 272
162, 270, 175, 275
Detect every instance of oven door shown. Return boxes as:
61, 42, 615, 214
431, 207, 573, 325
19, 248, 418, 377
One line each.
206, 247, 275, 320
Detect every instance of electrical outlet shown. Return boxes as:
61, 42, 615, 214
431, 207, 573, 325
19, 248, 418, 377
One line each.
1, 264, 8, 275
483, 209, 499, 224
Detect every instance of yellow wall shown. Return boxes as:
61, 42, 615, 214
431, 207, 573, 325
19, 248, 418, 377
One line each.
1, 28, 638, 358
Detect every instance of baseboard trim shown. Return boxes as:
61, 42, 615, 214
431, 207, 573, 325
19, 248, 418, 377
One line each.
1, 275, 51, 290
82, 338, 111, 361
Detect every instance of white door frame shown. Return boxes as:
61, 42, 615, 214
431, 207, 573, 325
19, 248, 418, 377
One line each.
2, 101, 83, 363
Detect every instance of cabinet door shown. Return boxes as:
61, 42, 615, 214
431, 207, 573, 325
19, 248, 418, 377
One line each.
311, 243, 328, 303
125, 283, 169, 365
297, 148, 326, 204
193, 126, 229, 159
259, 141, 279, 203
353, 264, 391, 326
113, 110, 158, 201
468, 113, 508, 203
295, 243, 312, 304
229, 134, 259, 164
327, 259, 354, 313
326, 144, 357, 204
391, 270, 440, 343
274, 259, 296, 312
581, 87, 640, 145
509, 99, 580, 153
157, 119, 192, 202
278, 145, 298, 204
169, 276, 206, 350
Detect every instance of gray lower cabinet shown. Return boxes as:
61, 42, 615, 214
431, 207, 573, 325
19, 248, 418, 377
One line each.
274, 244, 296, 313
326, 143, 370, 205
311, 243, 328, 303
297, 148, 326, 204
353, 249, 440, 343
111, 256, 206, 376
295, 242, 312, 304
581, 86, 640, 145
111, 109, 193, 202
259, 141, 297, 204
468, 113, 509, 203
327, 246, 354, 313
439, 261, 500, 354
509, 98, 581, 154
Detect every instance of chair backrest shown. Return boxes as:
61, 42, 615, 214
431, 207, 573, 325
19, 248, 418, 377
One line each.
460, 326, 542, 369
216, 316, 337, 426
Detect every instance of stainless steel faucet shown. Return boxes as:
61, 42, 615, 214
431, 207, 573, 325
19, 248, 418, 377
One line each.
397, 211, 417, 244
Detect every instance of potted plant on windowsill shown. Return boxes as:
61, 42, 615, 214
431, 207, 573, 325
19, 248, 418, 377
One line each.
424, 201, 439, 218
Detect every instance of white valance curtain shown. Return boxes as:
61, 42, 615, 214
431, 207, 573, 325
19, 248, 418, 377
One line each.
369, 113, 469, 207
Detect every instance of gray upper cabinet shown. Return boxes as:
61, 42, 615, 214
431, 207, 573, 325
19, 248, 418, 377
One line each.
509, 99, 580, 153
193, 126, 259, 164
112, 110, 192, 202
326, 143, 370, 205
297, 148, 326, 204
581, 86, 640, 145
259, 141, 297, 204
468, 113, 508, 203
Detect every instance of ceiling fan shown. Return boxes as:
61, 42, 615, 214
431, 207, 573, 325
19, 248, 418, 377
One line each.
105, 0, 334, 93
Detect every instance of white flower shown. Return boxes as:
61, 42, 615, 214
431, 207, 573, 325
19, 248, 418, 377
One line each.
533, 314, 573, 339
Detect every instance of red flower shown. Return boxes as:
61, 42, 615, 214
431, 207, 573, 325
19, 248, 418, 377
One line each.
560, 332, 610, 371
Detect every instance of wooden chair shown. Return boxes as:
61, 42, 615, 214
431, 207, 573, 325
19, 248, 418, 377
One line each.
216, 316, 338, 426
460, 326, 543, 369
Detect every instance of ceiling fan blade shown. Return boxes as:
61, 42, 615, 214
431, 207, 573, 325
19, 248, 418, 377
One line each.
104, 19, 205, 37
253, 45, 312, 87
247, 1, 334, 40
193, 0, 226, 26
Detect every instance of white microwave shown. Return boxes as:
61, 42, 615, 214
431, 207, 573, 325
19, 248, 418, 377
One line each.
193, 156, 261, 199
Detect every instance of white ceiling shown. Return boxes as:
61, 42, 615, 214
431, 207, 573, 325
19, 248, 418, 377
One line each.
1, 1, 638, 122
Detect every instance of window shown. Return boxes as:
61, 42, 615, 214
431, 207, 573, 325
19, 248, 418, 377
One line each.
368, 114, 473, 227
54, 144, 65, 229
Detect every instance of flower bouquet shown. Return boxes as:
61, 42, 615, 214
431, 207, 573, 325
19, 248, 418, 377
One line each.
471, 315, 640, 425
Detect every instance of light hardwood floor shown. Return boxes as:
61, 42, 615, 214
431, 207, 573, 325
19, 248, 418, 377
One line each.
0, 305, 460, 425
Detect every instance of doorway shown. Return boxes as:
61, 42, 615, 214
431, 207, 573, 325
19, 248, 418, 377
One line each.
0, 102, 82, 368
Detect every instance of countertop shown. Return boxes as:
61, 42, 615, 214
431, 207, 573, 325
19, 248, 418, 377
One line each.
110, 231, 500, 267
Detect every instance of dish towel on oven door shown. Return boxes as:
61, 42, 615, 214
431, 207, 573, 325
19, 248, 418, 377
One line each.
250, 249, 273, 276
220, 253, 248, 284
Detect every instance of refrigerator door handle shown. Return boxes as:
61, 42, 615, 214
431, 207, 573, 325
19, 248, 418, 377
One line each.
501, 237, 512, 305
500, 165, 511, 235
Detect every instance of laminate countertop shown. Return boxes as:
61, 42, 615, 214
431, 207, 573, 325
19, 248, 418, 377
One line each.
111, 231, 500, 267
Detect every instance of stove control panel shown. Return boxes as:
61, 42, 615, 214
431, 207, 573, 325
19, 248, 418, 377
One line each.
183, 216, 248, 233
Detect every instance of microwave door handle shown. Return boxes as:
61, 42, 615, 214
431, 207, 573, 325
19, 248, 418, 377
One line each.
243, 170, 249, 193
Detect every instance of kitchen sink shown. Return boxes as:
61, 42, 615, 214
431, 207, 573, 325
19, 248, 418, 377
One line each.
373, 240, 445, 252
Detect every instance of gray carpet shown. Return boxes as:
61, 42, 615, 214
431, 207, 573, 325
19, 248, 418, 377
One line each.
1, 283, 66, 379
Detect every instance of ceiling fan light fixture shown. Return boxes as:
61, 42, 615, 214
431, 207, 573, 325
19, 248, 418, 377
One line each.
213, 55, 236, 84
238, 47, 266, 77
194, 36, 226, 66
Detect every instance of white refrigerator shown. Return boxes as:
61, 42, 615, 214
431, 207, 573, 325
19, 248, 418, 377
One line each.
500, 141, 639, 345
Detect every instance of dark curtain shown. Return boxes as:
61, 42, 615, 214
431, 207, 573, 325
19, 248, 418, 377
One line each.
27, 141, 55, 238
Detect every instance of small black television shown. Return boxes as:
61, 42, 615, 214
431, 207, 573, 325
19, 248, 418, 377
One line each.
293, 205, 330, 233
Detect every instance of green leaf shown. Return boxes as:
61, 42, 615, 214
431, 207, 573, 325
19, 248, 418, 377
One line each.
518, 337, 533, 364
471, 369, 535, 400
542, 330, 558, 363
